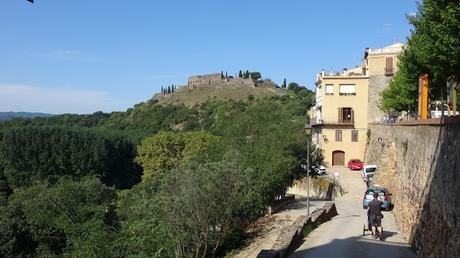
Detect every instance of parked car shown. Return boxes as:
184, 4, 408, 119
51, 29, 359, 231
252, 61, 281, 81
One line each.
362, 165, 377, 181
347, 159, 364, 170
309, 165, 327, 176
317, 165, 327, 175
362, 186, 392, 211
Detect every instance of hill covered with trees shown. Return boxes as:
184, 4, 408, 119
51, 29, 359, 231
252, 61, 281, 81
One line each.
0, 112, 54, 121
0, 81, 318, 257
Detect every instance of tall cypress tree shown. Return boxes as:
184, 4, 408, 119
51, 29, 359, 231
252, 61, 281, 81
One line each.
238, 70, 243, 78
282, 78, 287, 88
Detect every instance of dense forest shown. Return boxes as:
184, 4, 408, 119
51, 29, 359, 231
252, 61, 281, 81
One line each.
0, 85, 319, 257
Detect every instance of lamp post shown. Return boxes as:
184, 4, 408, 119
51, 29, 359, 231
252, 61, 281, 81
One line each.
305, 124, 312, 216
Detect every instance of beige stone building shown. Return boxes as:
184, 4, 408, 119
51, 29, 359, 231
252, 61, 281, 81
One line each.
366, 43, 405, 123
310, 43, 404, 167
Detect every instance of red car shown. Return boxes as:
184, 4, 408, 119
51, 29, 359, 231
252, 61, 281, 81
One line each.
348, 159, 364, 170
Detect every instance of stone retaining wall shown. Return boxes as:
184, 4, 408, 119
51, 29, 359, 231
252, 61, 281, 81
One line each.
287, 176, 343, 200
267, 195, 296, 215
364, 120, 460, 257
257, 203, 338, 258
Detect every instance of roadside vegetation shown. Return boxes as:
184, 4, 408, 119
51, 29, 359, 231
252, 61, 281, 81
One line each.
0, 83, 321, 257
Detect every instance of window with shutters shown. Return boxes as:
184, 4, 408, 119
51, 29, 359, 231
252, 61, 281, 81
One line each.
335, 130, 342, 142
351, 130, 358, 142
385, 57, 394, 75
325, 84, 334, 95
338, 107, 354, 124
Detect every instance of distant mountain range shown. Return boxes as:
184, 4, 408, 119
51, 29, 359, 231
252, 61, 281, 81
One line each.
0, 112, 54, 121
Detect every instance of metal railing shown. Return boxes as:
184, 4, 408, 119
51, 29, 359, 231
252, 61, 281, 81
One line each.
310, 117, 354, 125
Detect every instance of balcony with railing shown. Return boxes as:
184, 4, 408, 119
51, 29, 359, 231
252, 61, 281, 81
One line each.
311, 108, 355, 126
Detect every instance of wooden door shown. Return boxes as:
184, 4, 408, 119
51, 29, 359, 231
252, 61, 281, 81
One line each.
332, 150, 345, 166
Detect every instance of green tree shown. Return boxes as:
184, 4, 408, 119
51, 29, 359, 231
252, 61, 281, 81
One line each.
120, 147, 248, 257
0, 167, 11, 204
282, 78, 287, 88
250, 72, 262, 80
238, 70, 243, 78
117, 177, 175, 257
135, 131, 220, 179
0, 126, 141, 189
243, 70, 249, 79
2, 177, 121, 257
381, 0, 460, 111
288, 82, 301, 92
0, 202, 37, 257
161, 151, 246, 257
380, 56, 419, 112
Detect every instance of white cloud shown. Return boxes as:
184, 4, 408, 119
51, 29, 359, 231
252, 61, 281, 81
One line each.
0, 84, 128, 114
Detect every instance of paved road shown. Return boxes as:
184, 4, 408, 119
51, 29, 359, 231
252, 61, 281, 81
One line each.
290, 167, 417, 258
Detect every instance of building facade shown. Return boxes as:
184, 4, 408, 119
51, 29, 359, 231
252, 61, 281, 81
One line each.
310, 67, 369, 166
310, 43, 404, 167
366, 43, 404, 123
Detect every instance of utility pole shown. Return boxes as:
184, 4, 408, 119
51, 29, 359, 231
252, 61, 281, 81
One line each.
305, 124, 312, 215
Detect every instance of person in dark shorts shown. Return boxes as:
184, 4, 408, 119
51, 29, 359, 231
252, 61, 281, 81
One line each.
367, 192, 383, 239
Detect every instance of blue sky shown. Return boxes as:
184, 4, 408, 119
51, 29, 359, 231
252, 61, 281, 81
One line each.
0, 0, 417, 114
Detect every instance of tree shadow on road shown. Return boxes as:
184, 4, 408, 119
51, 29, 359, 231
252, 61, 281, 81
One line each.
289, 234, 417, 258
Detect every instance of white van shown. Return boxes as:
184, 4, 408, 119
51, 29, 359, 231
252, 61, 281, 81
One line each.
362, 165, 377, 182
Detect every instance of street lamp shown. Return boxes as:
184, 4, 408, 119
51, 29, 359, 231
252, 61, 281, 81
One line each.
304, 124, 312, 216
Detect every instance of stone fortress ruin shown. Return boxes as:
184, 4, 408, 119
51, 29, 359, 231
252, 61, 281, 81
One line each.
188, 73, 223, 85
187, 72, 256, 87
153, 70, 279, 102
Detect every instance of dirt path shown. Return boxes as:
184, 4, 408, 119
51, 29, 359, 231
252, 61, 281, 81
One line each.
289, 167, 417, 258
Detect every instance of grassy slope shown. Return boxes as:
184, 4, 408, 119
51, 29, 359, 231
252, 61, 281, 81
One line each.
156, 82, 283, 107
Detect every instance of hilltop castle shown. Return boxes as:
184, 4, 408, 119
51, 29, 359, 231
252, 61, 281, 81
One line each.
187, 72, 255, 87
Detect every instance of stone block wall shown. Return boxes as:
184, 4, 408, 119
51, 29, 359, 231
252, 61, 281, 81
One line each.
188, 73, 222, 85
368, 75, 392, 123
364, 121, 460, 257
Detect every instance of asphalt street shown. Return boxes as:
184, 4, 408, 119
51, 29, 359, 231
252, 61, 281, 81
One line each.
289, 167, 417, 258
